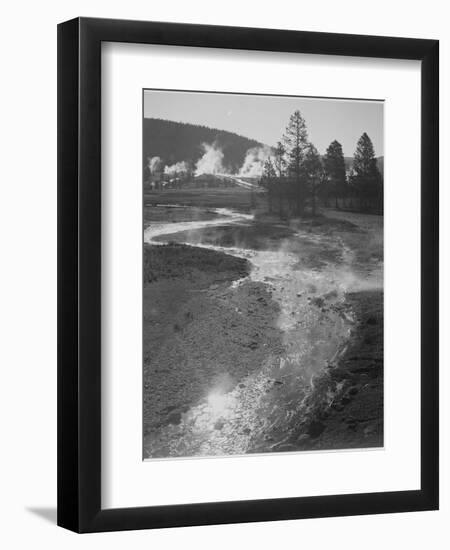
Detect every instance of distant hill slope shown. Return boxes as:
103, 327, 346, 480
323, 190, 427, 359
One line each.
143, 118, 263, 173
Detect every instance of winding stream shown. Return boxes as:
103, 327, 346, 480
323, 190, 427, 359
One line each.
143, 207, 368, 458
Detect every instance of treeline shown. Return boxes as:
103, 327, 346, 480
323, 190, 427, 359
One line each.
143, 118, 262, 175
260, 111, 383, 216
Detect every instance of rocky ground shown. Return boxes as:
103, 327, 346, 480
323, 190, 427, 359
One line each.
272, 289, 384, 452
143, 244, 284, 447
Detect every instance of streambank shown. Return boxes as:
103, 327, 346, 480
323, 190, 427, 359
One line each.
143, 243, 284, 457
284, 289, 384, 451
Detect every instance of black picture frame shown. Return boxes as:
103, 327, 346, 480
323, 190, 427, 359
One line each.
57, 17, 439, 533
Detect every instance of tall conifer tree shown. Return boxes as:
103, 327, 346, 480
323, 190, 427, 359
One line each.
352, 132, 382, 210
324, 140, 347, 208
283, 110, 309, 213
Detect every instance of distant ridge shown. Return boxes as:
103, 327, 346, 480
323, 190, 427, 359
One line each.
143, 118, 263, 173
143, 118, 383, 175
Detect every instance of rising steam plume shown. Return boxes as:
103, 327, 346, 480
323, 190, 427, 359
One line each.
149, 141, 273, 180
164, 161, 189, 177
148, 156, 163, 174
239, 146, 273, 177
195, 143, 225, 176
194, 143, 272, 178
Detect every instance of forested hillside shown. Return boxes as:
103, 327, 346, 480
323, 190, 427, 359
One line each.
143, 118, 263, 173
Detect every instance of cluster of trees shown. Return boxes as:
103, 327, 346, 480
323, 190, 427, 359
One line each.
260, 110, 383, 216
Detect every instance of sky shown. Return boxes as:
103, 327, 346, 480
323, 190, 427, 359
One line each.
144, 89, 384, 157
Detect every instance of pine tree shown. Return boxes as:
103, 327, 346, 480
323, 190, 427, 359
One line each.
324, 140, 347, 209
347, 167, 356, 209
283, 110, 309, 214
273, 141, 287, 177
352, 133, 382, 211
262, 158, 276, 180
261, 158, 276, 213
302, 143, 323, 216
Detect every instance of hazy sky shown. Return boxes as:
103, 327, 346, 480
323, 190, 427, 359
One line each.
144, 89, 384, 157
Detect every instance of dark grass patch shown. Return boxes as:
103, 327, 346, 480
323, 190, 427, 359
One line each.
144, 187, 253, 211
144, 205, 222, 228
255, 212, 360, 233
295, 215, 360, 234
144, 243, 250, 284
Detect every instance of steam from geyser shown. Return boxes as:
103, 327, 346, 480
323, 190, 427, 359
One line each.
194, 143, 272, 178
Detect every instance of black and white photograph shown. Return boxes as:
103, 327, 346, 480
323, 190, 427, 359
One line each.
0, 0, 443, 541
143, 90, 384, 459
